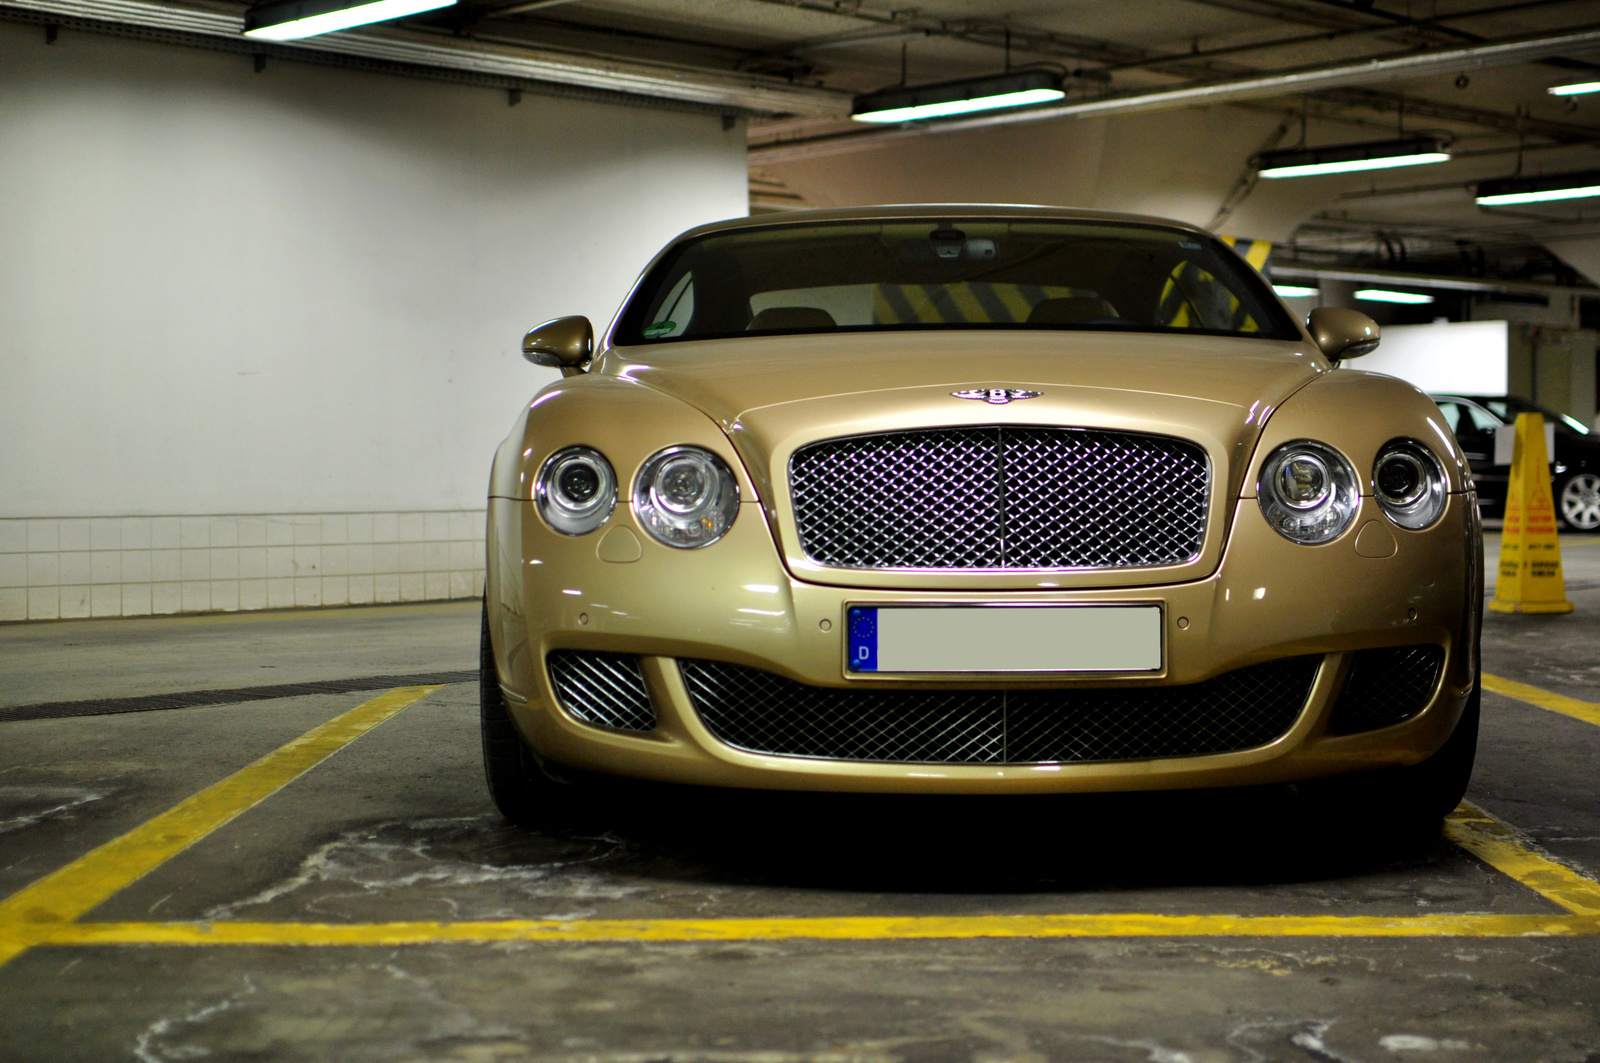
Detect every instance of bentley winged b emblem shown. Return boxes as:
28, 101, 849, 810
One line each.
952, 388, 1043, 405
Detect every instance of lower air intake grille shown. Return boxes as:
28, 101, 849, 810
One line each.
679, 656, 1321, 764
547, 651, 655, 732
1327, 644, 1444, 735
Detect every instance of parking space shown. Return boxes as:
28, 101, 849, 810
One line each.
2, 542, 1599, 1061
10, 1, 1600, 1055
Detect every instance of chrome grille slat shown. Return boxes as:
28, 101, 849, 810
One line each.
789, 425, 1209, 570
681, 656, 1320, 764
547, 651, 655, 732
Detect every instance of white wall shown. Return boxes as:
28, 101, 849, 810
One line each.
0, 23, 746, 518
1358, 320, 1509, 396
0, 22, 747, 618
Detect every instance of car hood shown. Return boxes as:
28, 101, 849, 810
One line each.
604, 329, 1321, 420
598, 329, 1326, 590
603, 329, 1322, 475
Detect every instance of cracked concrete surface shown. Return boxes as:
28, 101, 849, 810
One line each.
2, 576, 1600, 1061
198, 816, 644, 923
10, 938, 1599, 1062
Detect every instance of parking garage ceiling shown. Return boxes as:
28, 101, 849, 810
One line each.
7, 0, 1600, 288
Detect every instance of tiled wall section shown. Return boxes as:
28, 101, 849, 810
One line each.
0, 512, 487, 621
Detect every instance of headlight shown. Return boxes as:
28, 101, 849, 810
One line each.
633, 446, 739, 548
535, 446, 616, 535
1373, 438, 1447, 530
1258, 440, 1360, 544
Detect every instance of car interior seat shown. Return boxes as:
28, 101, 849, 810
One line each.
1027, 297, 1120, 324
747, 306, 837, 331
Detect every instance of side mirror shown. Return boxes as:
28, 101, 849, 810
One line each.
522, 316, 593, 371
1306, 307, 1380, 363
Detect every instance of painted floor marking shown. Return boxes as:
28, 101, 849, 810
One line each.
7, 802, 1600, 953
1483, 672, 1600, 729
5, 694, 1600, 963
0, 685, 440, 968
1445, 802, 1600, 917
30, 912, 1600, 946
18, 802, 1600, 948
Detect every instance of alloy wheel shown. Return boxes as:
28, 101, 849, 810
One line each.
1560, 473, 1600, 531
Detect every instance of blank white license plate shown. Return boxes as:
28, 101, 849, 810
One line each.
846, 605, 1162, 674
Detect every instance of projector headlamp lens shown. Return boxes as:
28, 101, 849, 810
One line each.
1373, 439, 1448, 530
633, 446, 739, 548
1258, 440, 1360, 544
1277, 455, 1332, 509
536, 447, 616, 535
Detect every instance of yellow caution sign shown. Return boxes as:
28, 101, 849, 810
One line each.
1489, 412, 1574, 614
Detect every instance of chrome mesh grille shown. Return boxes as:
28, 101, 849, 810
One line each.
680, 656, 1320, 764
547, 651, 655, 732
1327, 644, 1444, 735
788, 426, 1209, 570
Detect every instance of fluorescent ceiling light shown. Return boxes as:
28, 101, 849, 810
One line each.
1476, 169, 1600, 206
244, 0, 454, 39
1548, 81, 1600, 96
1272, 284, 1320, 298
1260, 152, 1451, 178
1356, 289, 1434, 305
853, 69, 1065, 123
1254, 136, 1451, 179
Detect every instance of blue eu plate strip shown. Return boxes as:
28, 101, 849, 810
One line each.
847, 607, 878, 672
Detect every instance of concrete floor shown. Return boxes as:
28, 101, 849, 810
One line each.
2, 537, 1599, 1061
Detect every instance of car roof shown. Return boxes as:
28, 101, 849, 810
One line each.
669, 205, 1218, 245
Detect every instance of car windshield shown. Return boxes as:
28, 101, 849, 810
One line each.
614, 219, 1300, 345
1478, 397, 1590, 436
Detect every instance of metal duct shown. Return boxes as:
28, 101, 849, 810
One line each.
0, 0, 852, 116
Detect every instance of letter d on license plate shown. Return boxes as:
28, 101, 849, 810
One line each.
847, 604, 1162, 674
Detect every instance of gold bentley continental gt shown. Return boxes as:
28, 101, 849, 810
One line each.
481, 206, 1482, 834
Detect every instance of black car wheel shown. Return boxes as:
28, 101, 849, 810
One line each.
1301, 677, 1480, 841
1558, 472, 1600, 531
479, 599, 575, 828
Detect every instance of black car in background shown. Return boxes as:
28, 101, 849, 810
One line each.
1432, 394, 1600, 531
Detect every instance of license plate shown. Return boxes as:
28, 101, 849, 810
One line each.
847, 604, 1162, 674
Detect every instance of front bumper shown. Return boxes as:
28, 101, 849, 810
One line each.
487, 492, 1479, 794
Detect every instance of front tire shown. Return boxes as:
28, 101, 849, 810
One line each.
480, 600, 567, 828
1303, 678, 1480, 839
1558, 472, 1600, 531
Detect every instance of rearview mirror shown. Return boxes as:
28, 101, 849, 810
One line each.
522, 316, 593, 371
1306, 308, 1380, 363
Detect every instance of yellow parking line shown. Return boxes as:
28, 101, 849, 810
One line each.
27, 912, 1600, 946
0, 685, 438, 969
1482, 673, 1600, 729
1445, 803, 1600, 917
19, 802, 1600, 948
7, 688, 1600, 960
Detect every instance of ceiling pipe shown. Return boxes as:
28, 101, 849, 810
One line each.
751, 21, 1600, 163
487, 0, 583, 15
1269, 263, 1596, 296
0, 0, 851, 115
